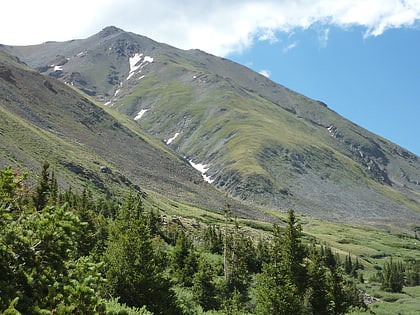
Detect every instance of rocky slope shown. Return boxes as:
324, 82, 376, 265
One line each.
2, 26, 420, 229
0, 49, 266, 221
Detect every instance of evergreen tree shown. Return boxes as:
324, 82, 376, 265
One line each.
171, 230, 198, 287
381, 258, 405, 293
104, 193, 181, 315
224, 220, 252, 305
203, 225, 223, 254
281, 209, 307, 295
305, 251, 331, 315
32, 162, 50, 211
255, 262, 303, 315
255, 210, 307, 315
192, 256, 218, 311
405, 259, 420, 286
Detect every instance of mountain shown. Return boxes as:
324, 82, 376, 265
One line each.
1, 26, 420, 230
0, 48, 267, 221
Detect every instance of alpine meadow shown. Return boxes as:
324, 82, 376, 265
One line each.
0, 26, 419, 314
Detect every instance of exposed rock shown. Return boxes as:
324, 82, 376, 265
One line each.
43, 80, 57, 94
0, 67, 16, 85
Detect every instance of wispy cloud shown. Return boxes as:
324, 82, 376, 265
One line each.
1, 1, 420, 56
258, 69, 271, 77
318, 28, 330, 48
283, 41, 299, 53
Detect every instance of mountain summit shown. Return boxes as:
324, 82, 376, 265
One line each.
1, 27, 420, 229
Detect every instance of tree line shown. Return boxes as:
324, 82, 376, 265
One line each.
0, 164, 418, 314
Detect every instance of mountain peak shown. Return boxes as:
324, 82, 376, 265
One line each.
98, 26, 125, 38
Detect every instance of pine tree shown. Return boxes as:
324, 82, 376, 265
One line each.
305, 251, 331, 315
223, 220, 252, 305
281, 209, 307, 295
381, 258, 405, 293
255, 263, 303, 315
255, 210, 307, 315
104, 193, 181, 315
192, 256, 218, 311
171, 230, 198, 287
33, 162, 50, 211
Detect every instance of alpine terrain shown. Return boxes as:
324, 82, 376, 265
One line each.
1, 26, 420, 230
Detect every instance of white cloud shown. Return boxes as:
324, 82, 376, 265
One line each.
283, 41, 299, 53
1, 1, 419, 56
258, 69, 271, 78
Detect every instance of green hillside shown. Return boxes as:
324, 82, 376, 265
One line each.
0, 50, 268, 221
4, 26, 419, 231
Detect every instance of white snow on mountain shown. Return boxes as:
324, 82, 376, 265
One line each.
126, 53, 153, 80
189, 160, 214, 184
166, 132, 180, 145
134, 109, 148, 121
143, 56, 154, 63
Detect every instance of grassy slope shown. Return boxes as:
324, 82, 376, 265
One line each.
0, 51, 273, 222
4, 30, 419, 229
113, 58, 420, 229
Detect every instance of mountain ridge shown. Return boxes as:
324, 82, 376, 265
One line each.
1, 26, 419, 230
0, 49, 269, 222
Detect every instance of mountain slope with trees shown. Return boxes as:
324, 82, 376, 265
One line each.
0, 165, 371, 314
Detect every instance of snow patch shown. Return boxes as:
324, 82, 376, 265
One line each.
166, 132, 180, 145
134, 109, 148, 121
189, 160, 214, 184
126, 53, 153, 80
114, 89, 121, 97
104, 101, 112, 106
143, 56, 154, 63
129, 53, 143, 72
127, 53, 143, 80
54, 65, 63, 71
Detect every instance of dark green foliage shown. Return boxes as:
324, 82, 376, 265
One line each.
0, 166, 370, 315
204, 225, 223, 254
171, 230, 198, 287
192, 256, 218, 311
381, 258, 405, 293
0, 167, 104, 314
405, 259, 420, 286
344, 253, 361, 278
305, 251, 331, 315
32, 162, 50, 211
255, 210, 306, 315
252, 237, 271, 273
223, 220, 252, 305
255, 263, 303, 315
281, 210, 308, 295
103, 192, 181, 315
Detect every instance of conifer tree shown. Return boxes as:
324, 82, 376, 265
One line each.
381, 258, 405, 293
192, 256, 218, 311
33, 162, 50, 211
255, 210, 306, 314
104, 193, 181, 315
171, 229, 198, 287
223, 220, 252, 305
281, 209, 307, 295
305, 251, 330, 315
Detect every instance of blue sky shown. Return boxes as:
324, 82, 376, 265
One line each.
1, 0, 420, 155
228, 26, 420, 155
